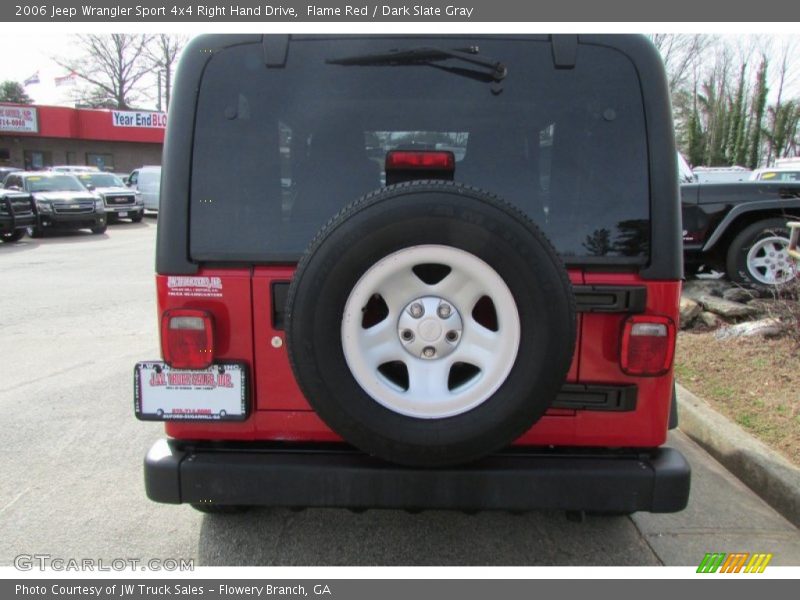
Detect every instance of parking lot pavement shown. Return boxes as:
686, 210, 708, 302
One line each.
635, 431, 800, 566
1, 221, 799, 567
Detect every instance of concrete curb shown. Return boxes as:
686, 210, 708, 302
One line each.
676, 383, 800, 528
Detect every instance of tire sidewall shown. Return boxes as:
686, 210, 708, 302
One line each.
287, 184, 576, 466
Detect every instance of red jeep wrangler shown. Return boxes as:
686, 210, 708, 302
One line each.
137, 34, 690, 514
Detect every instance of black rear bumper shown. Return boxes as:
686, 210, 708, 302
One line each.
145, 440, 691, 513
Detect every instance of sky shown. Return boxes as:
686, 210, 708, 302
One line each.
0, 33, 183, 110
1, 33, 85, 106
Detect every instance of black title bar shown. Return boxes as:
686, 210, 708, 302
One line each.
3, 0, 800, 22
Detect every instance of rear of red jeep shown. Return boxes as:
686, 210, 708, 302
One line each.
138, 34, 690, 514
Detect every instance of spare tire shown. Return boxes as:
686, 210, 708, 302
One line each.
286, 181, 576, 467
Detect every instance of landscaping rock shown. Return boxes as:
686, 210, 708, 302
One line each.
698, 311, 723, 328
679, 297, 702, 328
714, 318, 784, 340
722, 287, 758, 303
745, 299, 773, 316
694, 294, 758, 319
682, 279, 730, 300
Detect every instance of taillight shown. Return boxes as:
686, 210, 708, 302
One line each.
385, 150, 455, 185
386, 150, 455, 171
160, 309, 214, 370
620, 315, 675, 377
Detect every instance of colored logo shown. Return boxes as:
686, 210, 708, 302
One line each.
697, 552, 772, 573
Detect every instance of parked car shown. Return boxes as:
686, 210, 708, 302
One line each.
692, 166, 752, 183
76, 171, 143, 223
682, 181, 800, 286
50, 165, 101, 173
2, 171, 106, 236
677, 153, 697, 184
0, 189, 37, 243
137, 34, 689, 515
127, 166, 161, 211
749, 168, 800, 182
0, 167, 22, 185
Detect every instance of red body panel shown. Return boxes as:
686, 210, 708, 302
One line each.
163, 267, 680, 448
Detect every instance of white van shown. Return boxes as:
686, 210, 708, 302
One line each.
128, 165, 161, 211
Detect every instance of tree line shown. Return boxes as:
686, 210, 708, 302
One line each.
2, 34, 798, 171
650, 34, 800, 169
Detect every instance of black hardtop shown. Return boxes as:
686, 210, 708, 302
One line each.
156, 34, 681, 280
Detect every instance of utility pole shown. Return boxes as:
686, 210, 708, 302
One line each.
156, 71, 162, 112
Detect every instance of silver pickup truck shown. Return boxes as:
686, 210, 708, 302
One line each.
76, 172, 143, 223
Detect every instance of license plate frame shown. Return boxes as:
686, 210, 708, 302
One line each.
134, 361, 248, 421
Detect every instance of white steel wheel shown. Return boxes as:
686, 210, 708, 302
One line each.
745, 236, 796, 285
341, 244, 521, 419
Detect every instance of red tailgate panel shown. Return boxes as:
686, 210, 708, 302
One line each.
252, 267, 309, 411
161, 269, 257, 440
514, 273, 680, 447
165, 267, 680, 449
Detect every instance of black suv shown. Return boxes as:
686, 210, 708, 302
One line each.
3, 171, 107, 236
0, 189, 36, 243
139, 35, 689, 515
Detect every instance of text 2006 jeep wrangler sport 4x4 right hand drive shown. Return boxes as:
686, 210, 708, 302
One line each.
136, 34, 690, 515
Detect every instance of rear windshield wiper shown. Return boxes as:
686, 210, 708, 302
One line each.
326, 46, 508, 82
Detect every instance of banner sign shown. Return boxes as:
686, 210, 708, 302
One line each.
112, 110, 167, 129
0, 105, 38, 133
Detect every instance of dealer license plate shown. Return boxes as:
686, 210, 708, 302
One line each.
118, 211, 128, 217
134, 362, 247, 421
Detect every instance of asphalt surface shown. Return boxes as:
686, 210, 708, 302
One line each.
1, 220, 799, 567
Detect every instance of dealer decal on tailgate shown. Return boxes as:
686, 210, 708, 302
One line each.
134, 362, 248, 421
166, 275, 223, 299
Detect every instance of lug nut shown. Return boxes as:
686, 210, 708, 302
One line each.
445, 330, 459, 342
409, 303, 424, 318
401, 329, 414, 342
422, 346, 436, 358
437, 303, 452, 319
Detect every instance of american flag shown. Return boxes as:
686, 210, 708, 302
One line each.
55, 71, 78, 87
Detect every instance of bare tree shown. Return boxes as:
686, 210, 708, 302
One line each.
765, 37, 800, 163
145, 34, 187, 111
654, 33, 800, 167
54, 34, 153, 109
648, 34, 712, 91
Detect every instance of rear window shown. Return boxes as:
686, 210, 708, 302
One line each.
190, 37, 650, 263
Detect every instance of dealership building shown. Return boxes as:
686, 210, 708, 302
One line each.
0, 103, 164, 173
